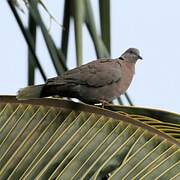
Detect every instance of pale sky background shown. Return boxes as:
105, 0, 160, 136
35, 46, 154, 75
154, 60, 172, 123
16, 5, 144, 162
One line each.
0, 0, 180, 113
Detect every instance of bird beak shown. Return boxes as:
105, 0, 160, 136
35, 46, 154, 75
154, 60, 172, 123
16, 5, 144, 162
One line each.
138, 55, 143, 60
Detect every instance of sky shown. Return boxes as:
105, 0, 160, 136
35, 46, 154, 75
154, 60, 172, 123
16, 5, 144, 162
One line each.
0, 0, 180, 113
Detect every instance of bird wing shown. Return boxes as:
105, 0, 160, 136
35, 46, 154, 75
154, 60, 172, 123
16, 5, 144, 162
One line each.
47, 59, 122, 87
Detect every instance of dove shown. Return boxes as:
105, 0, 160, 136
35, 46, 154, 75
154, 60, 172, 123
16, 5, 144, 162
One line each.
17, 48, 142, 104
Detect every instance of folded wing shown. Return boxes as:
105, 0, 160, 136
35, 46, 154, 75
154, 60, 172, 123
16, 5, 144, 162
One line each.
46, 59, 122, 88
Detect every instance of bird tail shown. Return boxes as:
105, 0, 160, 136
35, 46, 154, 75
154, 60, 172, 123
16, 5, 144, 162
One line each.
16, 84, 44, 100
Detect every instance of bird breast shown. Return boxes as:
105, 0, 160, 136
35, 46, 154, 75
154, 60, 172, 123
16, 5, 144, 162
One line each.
115, 62, 135, 95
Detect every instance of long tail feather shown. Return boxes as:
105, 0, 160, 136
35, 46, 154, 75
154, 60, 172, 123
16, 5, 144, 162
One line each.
16, 84, 44, 100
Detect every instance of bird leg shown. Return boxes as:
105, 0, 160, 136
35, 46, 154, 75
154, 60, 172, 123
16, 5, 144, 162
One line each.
99, 100, 110, 108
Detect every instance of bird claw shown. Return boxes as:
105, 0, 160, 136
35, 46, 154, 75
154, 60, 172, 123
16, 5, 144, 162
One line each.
99, 100, 110, 108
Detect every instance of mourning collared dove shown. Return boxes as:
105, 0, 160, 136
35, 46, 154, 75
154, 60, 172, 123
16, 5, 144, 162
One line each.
17, 48, 142, 104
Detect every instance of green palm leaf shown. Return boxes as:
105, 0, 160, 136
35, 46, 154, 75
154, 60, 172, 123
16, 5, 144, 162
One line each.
0, 96, 179, 179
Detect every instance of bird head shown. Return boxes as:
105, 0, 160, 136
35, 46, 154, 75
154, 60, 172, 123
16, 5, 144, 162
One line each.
120, 48, 142, 63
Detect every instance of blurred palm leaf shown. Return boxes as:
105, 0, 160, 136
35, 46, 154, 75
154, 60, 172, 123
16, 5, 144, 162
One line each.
0, 96, 179, 179
27, 6, 37, 85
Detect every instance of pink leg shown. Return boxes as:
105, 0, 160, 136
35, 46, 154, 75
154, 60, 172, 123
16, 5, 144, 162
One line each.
99, 100, 110, 108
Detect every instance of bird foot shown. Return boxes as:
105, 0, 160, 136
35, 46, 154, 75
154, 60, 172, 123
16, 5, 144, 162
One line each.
99, 100, 110, 108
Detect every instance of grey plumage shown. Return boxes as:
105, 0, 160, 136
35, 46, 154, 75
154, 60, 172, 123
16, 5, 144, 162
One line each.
17, 85, 43, 100
17, 48, 142, 104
